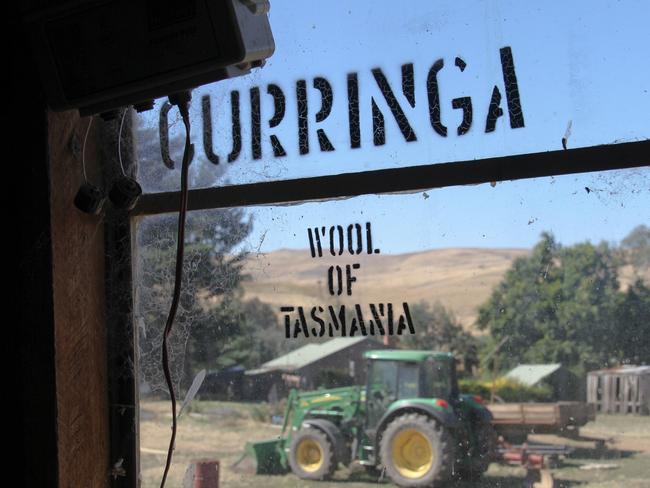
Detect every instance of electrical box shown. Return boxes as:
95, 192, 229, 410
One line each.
25, 0, 275, 116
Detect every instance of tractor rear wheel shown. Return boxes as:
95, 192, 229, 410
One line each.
458, 421, 498, 480
380, 413, 454, 487
288, 427, 336, 480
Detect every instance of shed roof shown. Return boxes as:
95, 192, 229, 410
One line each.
246, 337, 371, 375
365, 350, 453, 362
505, 363, 563, 386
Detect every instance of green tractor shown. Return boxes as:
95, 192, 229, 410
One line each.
240, 350, 496, 487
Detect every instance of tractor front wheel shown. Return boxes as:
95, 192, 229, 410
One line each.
288, 427, 336, 480
380, 413, 454, 487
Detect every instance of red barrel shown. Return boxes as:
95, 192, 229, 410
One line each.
186, 459, 219, 488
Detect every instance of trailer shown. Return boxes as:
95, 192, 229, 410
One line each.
488, 401, 596, 442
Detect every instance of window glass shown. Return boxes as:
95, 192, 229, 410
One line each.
423, 360, 454, 400
370, 361, 398, 399
135, 168, 649, 487
134, 0, 650, 193
397, 363, 420, 399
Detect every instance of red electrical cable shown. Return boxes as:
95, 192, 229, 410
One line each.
159, 99, 192, 488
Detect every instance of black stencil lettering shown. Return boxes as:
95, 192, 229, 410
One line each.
314, 77, 334, 151
371, 68, 417, 142
328, 265, 343, 296
348, 316, 359, 336
350, 305, 368, 336
366, 222, 381, 254
159, 101, 175, 169
312, 227, 323, 257
371, 98, 385, 146
267, 84, 285, 127
347, 73, 361, 148
347, 223, 363, 255
270, 136, 287, 157
267, 84, 287, 157
313, 77, 333, 122
386, 303, 394, 336
366, 222, 380, 254
311, 306, 326, 337
401, 63, 415, 108
452, 97, 473, 135
346, 263, 360, 296
316, 130, 335, 152
227, 91, 242, 163
308, 228, 317, 257
500, 46, 525, 129
397, 302, 416, 335
159, 101, 194, 169
485, 85, 504, 133
330, 225, 344, 256
370, 304, 386, 335
297, 80, 309, 155
295, 307, 309, 338
328, 305, 347, 337
201, 95, 220, 165
281, 306, 295, 338
427, 59, 448, 137
250, 87, 262, 160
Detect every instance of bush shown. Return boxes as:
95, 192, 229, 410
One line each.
459, 378, 553, 402
249, 400, 287, 423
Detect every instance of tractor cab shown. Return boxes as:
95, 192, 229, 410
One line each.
364, 350, 459, 428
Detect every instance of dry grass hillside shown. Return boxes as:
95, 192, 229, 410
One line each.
241, 247, 530, 329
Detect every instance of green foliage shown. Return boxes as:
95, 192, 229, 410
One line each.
621, 224, 650, 269
249, 400, 287, 423
399, 301, 479, 375
135, 120, 283, 393
611, 279, 650, 365
477, 231, 650, 374
459, 378, 553, 402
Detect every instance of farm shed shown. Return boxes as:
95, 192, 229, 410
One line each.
245, 337, 385, 401
505, 363, 582, 401
587, 366, 650, 415
201, 365, 246, 400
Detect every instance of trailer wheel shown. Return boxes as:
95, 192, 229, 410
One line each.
288, 427, 336, 480
380, 413, 454, 487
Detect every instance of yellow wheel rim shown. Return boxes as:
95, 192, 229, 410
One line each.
296, 438, 324, 473
391, 429, 434, 479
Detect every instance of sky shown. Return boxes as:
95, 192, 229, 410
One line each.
136, 0, 650, 254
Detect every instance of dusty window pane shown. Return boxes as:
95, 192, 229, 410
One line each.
135, 168, 649, 487
134, 0, 650, 193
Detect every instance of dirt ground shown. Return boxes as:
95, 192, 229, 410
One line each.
139, 400, 650, 487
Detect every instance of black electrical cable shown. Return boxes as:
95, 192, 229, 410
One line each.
159, 94, 192, 488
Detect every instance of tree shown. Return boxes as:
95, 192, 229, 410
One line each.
611, 279, 650, 364
621, 225, 650, 269
134, 114, 280, 394
476, 233, 621, 373
400, 301, 479, 375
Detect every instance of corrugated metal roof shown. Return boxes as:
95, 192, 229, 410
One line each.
365, 350, 453, 361
505, 363, 563, 386
246, 337, 369, 375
